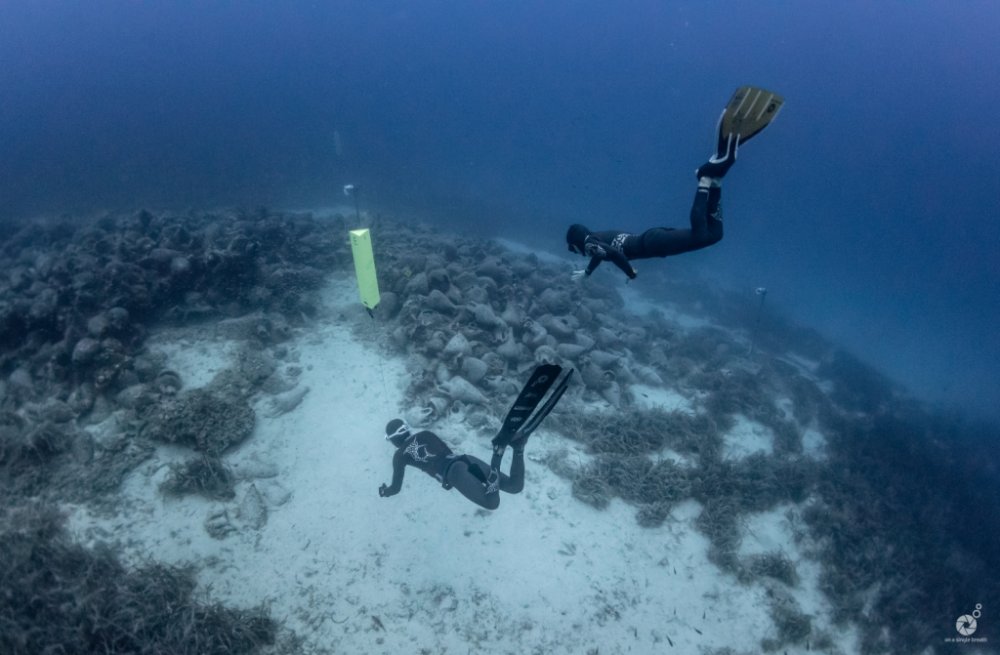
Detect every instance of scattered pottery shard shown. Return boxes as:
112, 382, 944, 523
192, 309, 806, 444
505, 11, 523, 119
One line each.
426, 289, 457, 314
439, 376, 488, 405
497, 333, 522, 362
238, 483, 268, 529
580, 360, 609, 391
471, 302, 503, 329
556, 343, 587, 360
633, 363, 665, 386
231, 453, 280, 480
405, 405, 435, 427
461, 356, 489, 383
600, 381, 622, 407
259, 480, 293, 507
265, 385, 310, 418
205, 509, 237, 540
442, 332, 471, 358
589, 350, 621, 369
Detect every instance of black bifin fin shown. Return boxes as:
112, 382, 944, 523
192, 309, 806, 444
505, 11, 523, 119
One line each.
519, 368, 573, 439
492, 364, 562, 451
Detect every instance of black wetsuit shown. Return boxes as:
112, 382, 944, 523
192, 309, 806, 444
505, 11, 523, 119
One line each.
581, 186, 723, 279
381, 430, 524, 510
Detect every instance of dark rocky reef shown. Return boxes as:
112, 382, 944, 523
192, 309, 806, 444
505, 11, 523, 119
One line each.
0, 208, 347, 501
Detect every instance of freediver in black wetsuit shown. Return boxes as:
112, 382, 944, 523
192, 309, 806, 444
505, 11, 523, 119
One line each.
379, 364, 572, 510
378, 419, 527, 510
566, 86, 784, 282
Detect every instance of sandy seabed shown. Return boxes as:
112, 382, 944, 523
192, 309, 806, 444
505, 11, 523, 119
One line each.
65, 266, 855, 655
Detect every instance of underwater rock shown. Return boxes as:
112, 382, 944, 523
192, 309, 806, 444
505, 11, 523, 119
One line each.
169, 254, 192, 278
538, 288, 571, 315
404, 272, 429, 296
68, 382, 96, 415
427, 268, 450, 292
114, 384, 147, 409
37, 399, 76, 424
142, 388, 254, 455
377, 291, 400, 319
71, 338, 101, 365
390, 325, 409, 349
8, 366, 34, 390
160, 456, 236, 500
86, 313, 111, 338
28, 287, 59, 323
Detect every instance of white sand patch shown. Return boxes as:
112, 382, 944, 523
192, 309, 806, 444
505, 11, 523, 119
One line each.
740, 504, 802, 559
617, 284, 662, 317
779, 352, 822, 377
629, 383, 692, 412
723, 415, 775, 459
803, 427, 828, 460
777, 395, 796, 420
493, 237, 568, 267
63, 273, 862, 654
740, 504, 863, 653
146, 330, 239, 389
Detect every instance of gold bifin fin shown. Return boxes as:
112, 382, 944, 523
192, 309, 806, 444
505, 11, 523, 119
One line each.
716, 86, 784, 155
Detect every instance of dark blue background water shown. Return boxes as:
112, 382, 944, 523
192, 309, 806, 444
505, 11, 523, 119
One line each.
2, 1, 998, 421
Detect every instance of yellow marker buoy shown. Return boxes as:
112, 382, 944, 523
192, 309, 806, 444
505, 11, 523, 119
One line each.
349, 228, 380, 311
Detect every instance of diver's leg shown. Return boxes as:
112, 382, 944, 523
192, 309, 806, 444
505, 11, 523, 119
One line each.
692, 182, 724, 245
637, 183, 723, 258
463, 453, 521, 494
499, 448, 525, 494
445, 458, 500, 510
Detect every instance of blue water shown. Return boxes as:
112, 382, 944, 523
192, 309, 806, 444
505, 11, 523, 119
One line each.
2, 1, 998, 421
